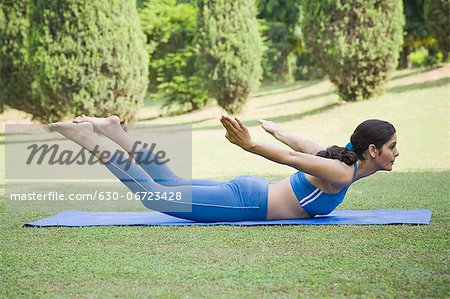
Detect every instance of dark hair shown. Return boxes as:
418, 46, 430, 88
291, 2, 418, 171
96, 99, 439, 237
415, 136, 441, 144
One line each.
317, 145, 358, 165
351, 119, 396, 160
317, 119, 396, 165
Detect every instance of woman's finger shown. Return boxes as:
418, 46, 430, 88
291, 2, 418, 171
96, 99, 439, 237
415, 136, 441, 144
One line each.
223, 115, 240, 131
221, 118, 238, 137
220, 116, 232, 130
235, 117, 246, 130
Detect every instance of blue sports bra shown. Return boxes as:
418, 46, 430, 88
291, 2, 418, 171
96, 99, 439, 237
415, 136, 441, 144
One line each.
290, 162, 358, 217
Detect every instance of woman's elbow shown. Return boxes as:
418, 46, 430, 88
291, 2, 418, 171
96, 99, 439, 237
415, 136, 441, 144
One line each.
283, 151, 302, 167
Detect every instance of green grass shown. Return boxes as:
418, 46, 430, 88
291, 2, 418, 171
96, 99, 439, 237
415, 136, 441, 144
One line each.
1, 65, 449, 298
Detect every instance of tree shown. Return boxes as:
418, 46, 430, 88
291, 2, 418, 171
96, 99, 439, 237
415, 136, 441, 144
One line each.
257, 0, 302, 82
301, 0, 404, 101
424, 0, 449, 61
140, 0, 208, 114
0, 0, 43, 116
198, 0, 263, 113
400, 0, 427, 68
28, 0, 148, 123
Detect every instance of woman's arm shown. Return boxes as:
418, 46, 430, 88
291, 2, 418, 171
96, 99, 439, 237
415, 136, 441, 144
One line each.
220, 116, 351, 185
258, 119, 325, 155
249, 141, 351, 185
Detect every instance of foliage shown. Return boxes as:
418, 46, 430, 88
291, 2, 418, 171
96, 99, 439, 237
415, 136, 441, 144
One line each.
140, 0, 208, 113
294, 50, 324, 80
401, 0, 427, 68
198, 0, 263, 113
409, 47, 443, 67
28, 0, 148, 123
400, 0, 442, 68
409, 47, 429, 67
257, 0, 302, 82
0, 0, 43, 116
135, 0, 147, 10
301, 0, 404, 101
423, 0, 449, 61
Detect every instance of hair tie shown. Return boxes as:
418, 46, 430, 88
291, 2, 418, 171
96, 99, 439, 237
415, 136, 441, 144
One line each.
345, 142, 354, 152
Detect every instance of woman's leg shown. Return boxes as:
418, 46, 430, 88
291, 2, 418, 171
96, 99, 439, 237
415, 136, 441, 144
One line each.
106, 152, 269, 222
74, 115, 222, 187
49, 121, 268, 222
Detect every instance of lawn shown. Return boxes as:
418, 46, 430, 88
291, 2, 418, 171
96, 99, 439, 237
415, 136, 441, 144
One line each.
1, 65, 449, 298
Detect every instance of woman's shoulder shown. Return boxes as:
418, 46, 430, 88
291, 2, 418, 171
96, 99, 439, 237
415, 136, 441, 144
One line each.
324, 161, 357, 190
340, 160, 358, 181
291, 153, 357, 187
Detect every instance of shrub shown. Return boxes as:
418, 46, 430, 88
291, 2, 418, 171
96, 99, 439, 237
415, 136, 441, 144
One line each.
424, 0, 449, 61
295, 50, 324, 81
0, 0, 43, 116
257, 0, 302, 82
198, 0, 263, 113
28, 0, 148, 123
409, 46, 443, 67
301, 0, 404, 101
409, 47, 429, 67
140, 0, 208, 114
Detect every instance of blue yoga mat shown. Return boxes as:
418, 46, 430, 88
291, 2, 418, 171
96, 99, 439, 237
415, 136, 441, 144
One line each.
24, 209, 432, 227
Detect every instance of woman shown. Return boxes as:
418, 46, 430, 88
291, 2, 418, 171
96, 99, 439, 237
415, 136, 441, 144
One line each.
48, 115, 399, 221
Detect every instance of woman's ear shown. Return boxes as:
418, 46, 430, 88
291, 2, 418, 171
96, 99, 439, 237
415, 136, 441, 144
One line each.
368, 144, 378, 159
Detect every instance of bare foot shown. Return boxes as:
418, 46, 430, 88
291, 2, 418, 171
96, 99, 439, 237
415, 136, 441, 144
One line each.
73, 115, 124, 138
47, 121, 98, 153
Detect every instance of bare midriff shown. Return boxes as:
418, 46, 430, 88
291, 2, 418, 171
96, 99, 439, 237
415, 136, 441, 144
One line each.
267, 177, 311, 220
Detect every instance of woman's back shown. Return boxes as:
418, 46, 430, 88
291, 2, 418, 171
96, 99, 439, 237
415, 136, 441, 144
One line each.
266, 162, 358, 220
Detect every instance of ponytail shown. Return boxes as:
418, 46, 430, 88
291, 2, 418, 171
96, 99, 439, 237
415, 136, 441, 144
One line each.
318, 119, 396, 164
317, 145, 358, 165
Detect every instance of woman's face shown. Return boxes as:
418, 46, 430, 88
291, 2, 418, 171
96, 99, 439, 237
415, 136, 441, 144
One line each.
375, 133, 399, 171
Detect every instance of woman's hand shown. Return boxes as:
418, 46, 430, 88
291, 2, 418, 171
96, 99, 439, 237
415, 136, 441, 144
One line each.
220, 115, 255, 151
257, 119, 283, 137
